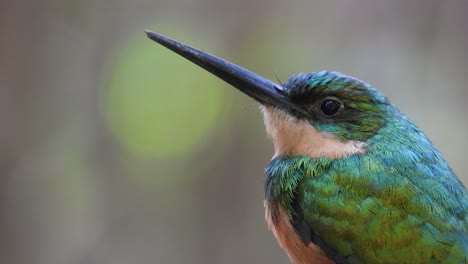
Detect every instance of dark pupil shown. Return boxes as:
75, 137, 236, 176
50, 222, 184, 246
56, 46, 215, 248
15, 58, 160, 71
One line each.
321, 99, 341, 116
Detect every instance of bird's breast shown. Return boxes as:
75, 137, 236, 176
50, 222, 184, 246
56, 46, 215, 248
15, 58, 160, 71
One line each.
264, 201, 334, 264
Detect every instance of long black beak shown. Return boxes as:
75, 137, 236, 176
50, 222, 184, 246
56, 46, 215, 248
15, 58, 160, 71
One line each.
145, 30, 304, 114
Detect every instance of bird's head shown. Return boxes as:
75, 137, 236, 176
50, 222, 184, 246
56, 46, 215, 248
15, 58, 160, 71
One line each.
261, 71, 391, 158
146, 31, 391, 159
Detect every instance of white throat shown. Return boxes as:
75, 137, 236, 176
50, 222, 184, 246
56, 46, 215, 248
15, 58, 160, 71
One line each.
261, 107, 367, 159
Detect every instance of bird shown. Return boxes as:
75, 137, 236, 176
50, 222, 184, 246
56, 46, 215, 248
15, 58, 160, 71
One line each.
145, 30, 468, 264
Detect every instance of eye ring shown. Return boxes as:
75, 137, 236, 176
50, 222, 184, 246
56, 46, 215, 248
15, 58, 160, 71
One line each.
320, 97, 343, 117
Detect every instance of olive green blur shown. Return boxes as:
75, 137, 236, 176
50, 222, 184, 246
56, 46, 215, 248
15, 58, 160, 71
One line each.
0, 1, 467, 264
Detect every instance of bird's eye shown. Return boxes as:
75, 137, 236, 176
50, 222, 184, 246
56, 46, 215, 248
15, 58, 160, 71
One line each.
320, 98, 342, 117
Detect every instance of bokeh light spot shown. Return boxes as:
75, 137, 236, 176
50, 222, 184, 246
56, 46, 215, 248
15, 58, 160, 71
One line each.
106, 30, 223, 158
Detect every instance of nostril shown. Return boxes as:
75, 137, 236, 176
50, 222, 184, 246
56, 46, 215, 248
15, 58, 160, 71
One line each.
274, 84, 286, 95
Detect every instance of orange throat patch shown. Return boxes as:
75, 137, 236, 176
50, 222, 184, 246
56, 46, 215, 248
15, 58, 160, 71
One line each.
261, 106, 367, 159
265, 201, 334, 264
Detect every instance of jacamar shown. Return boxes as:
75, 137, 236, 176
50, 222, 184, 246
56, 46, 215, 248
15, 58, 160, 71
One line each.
145, 30, 468, 264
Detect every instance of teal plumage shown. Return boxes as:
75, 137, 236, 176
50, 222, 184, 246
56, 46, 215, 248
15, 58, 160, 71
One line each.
265, 72, 468, 263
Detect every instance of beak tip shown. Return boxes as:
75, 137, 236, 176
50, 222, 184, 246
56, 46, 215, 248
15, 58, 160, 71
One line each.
145, 29, 154, 38
145, 30, 162, 42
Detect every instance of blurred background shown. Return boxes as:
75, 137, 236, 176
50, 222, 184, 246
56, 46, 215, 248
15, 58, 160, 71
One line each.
1, 0, 467, 263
